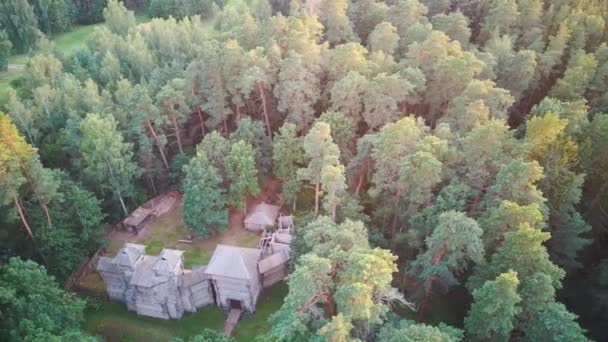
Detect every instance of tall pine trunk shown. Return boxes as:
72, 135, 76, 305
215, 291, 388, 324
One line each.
146, 120, 170, 169
314, 182, 320, 215
13, 194, 47, 264
196, 106, 205, 137
258, 84, 272, 140
171, 113, 184, 154
117, 191, 128, 217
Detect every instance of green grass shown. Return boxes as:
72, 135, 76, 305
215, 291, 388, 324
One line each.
85, 301, 225, 342
84, 283, 288, 342
233, 283, 288, 340
51, 23, 105, 56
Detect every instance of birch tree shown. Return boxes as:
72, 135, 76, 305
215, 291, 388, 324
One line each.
299, 122, 341, 215
79, 113, 139, 216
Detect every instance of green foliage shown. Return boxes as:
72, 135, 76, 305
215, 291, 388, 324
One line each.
368, 22, 399, 55
32, 175, 106, 280
0, 258, 92, 341
0, 0, 40, 53
411, 211, 485, 292
198, 131, 231, 180
274, 52, 320, 130
230, 117, 273, 175
226, 140, 260, 211
103, 0, 136, 36
30, 0, 76, 36
299, 122, 341, 215
319, 0, 358, 45
79, 113, 139, 216
377, 319, 463, 342
317, 110, 355, 163
522, 302, 589, 342
464, 271, 521, 341
273, 123, 304, 209
182, 150, 227, 237
468, 224, 565, 296
268, 217, 402, 341
73, 0, 107, 24
170, 329, 234, 342
0, 30, 13, 71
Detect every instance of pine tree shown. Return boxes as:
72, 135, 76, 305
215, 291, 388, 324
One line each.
464, 271, 521, 341
226, 140, 260, 212
319, 0, 358, 45
79, 113, 139, 216
298, 122, 341, 215
273, 123, 304, 210
182, 150, 227, 237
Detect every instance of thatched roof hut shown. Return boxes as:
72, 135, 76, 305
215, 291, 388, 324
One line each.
244, 202, 280, 232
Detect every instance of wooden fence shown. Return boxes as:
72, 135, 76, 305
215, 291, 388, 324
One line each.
65, 246, 106, 291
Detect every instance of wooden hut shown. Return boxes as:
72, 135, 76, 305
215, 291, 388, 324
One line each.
204, 244, 261, 313
122, 207, 154, 234
258, 251, 290, 288
244, 202, 280, 232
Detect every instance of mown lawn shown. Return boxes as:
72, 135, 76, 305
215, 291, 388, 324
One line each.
84, 283, 287, 342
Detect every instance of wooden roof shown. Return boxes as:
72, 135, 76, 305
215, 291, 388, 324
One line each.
204, 244, 260, 280
244, 202, 281, 226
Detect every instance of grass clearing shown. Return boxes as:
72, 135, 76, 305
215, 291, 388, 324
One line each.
85, 301, 225, 342
233, 283, 288, 340
84, 283, 287, 341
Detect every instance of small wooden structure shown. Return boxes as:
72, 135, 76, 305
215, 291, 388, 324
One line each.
123, 207, 154, 234
122, 192, 180, 234
204, 244, 262, 313
278, 215, 294, 231
244, 202, 281, 232
259, 251, 290, 288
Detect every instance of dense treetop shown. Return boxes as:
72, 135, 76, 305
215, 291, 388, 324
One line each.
1, 0, 608, 340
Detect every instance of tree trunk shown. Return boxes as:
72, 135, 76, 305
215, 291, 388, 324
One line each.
224, 120, 229, 135
196, 106, 205, 137
314, 182, 320, 215
171, 113, 184, 154
146, 120, 170, 169
117, 192, 129, 217
324, 290, 335, 317
19, 165, 53, 227
258, 84, 272, 140
331, 204, 337, 222
293, 197, 297, 212
355, 171, 365, 196
419, 277, 435, 319
13, 194, 47, 264
236, 105, 241, 120
148, 174, 158, 195
41, 201, 52, 227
